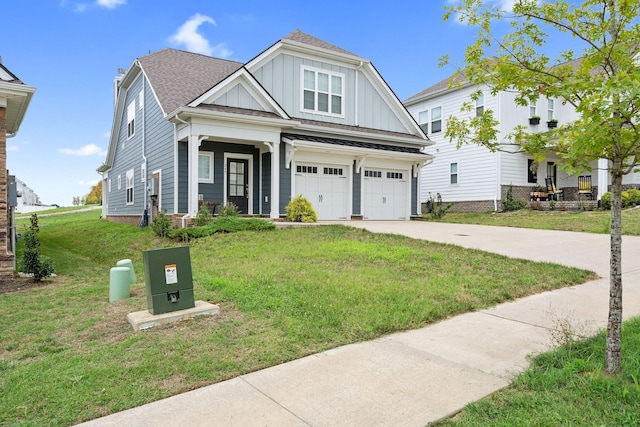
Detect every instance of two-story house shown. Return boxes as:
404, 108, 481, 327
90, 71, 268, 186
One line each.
404, 71, 627, 211
98, 30, 432, 224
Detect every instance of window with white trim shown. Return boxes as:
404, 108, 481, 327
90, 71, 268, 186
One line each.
127, 100, 135, 138
141, 163, 146, 182
364, 170, 382, 178
431, 106, 442, 133
301, 67, 344, 116
529, 102, 537, 118
117, 174, 121, 190
547, 99, 555, 120
198, 152, 214, 183
450, 163, 458, 184
108, 179, 111, 193
126, 169, 134, 205
418, 110, 429, 134
296, 165, 318, 174
475, 92, 484, 117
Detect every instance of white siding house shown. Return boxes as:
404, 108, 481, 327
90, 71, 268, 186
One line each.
404, 73, 626, 212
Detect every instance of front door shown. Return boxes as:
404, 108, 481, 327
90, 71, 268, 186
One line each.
227, 158, 249, 214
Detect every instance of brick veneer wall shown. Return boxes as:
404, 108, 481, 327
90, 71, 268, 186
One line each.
0, 107, 13, 278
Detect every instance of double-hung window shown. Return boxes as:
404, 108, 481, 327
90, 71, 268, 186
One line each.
302, 67, 344, 116
475, 92, 484, 117
529, 102, 537, 118
418, 107, 442, 134
450, 163, 458, 184
198, 152, 214, 183
126, 169, 134, 205
547, 99, 555, 120
127, 101, 135, 139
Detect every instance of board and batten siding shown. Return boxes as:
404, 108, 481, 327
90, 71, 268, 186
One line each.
213, 84, 265, 111
409, 84, 499, 203
252, 53, 406, 133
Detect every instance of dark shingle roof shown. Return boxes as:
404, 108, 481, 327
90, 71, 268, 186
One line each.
299, 119, 427, 143
137, 48, 243, 114
283, 30, 358, 57
282, 133, 427, 155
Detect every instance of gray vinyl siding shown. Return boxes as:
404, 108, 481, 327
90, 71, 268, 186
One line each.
261, 152, 271, 214
411, 175, 418, 215
108, 74, 144, 216
279, 146, 291, 214
253, 53, 406, 133
108, 74, 176, 216
352, 164, 361, 215
213, 84, 265, 111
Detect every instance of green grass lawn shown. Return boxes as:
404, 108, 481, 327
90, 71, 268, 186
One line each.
0, 211, 594, 426
424, 207, 640, 235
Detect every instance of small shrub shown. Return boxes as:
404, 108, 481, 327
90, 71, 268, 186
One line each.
427, 192, 453, 219
151, 210, 173, 237
194, 205, 213, 226
20, 214, 55, 282
170, 217, 275, 241
601, 192, 612, 210
502, 184, 526, 212
548, 199, 556, 211
530, 201, 542, 211
286, 194, 318, 223
626, 189, 640, 206
219, 202, 239, 217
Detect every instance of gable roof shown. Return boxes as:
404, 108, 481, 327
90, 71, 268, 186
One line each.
282, 29, 357, 57
137, 48, 244, 115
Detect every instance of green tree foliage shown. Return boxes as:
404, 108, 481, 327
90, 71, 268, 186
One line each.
442, 0, 640, 373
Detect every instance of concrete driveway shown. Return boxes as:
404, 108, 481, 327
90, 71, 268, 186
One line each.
78, 221, 640, 427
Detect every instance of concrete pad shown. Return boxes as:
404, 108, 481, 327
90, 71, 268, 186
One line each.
127, 301, 219, 331
75, 377, 307, 427
389, 311, 553, 379
242, 339, 509, 427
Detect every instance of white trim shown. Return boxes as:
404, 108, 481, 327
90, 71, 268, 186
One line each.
141, 163, 146, 182
152, 169, 162, 216
127, 100, 136, 139
126, 169, 134, 205
198, 151, 214, 183
223, 152, 253, 214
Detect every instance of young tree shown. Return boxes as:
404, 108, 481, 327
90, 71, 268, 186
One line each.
443, 0, 640, 374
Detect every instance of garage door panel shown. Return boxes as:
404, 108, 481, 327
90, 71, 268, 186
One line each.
295, 163, 348, 220
363, 169, 407, 220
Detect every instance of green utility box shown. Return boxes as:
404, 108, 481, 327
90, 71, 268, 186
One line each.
143, 246, 195, 315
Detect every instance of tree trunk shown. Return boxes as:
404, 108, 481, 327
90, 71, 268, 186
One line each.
605, 159, 623, 374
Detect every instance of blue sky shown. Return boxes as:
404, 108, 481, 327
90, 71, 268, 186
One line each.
3, 0, 514, 205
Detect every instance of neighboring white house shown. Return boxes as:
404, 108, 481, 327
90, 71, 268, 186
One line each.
403, 71, 638, 212
14, 178, 50, 213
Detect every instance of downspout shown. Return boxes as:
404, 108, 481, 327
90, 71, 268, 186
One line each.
141, 81, 148, 225
174, 114, 191, 227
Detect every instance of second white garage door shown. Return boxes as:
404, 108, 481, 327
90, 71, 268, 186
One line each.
362, 169, 408, 220
295, 163, 348, 220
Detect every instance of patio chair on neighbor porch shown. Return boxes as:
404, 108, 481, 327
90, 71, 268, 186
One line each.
545, 177, 563, 201
578, 176, 593, 200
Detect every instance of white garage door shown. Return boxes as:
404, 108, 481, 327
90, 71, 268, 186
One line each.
363, 169, 408, 220
295, 163, 348, 220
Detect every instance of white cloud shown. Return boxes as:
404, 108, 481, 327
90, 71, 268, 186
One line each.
60, 144, 107, 156
7, 139, 30, 152
96, 0, 126, 8
78, 179, 100, 186
170, 13, 233, 58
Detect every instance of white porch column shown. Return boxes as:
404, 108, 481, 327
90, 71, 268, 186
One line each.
270, 141, 280, 219
188, 135, 202, 216
597, 158, 609, 201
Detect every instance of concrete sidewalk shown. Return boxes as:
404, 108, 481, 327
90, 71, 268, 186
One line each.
78, 222, 640, 427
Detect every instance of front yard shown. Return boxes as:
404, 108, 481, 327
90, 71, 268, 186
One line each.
0, 211, 593, 426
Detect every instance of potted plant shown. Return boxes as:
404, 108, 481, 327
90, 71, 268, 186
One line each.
547, 118, 558, 128
529, 115, 540, 125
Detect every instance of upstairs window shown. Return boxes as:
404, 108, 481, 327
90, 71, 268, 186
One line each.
431, 106, 442, 133
418, 107, 442, 134
547, 99, 555, 120
529, 102, 537, 118
127, 100, 135, 138
475, 92, 484, 117
418, 110, 429, 134
302, 67, 344, 116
